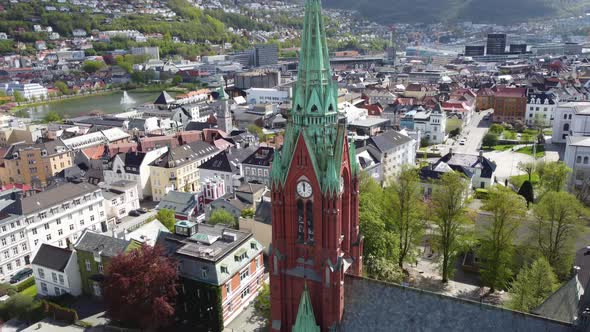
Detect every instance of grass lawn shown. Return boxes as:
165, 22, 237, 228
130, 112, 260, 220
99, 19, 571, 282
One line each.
19, 284, 37, 298
509, 173, 540, 189
484, 145, 514, 152
515, 145, 545, 158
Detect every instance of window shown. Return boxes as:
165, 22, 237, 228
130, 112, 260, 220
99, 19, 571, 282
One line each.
46, 234, 51, 241
58, 274, 64, 285
34, 240, 38, 246
85, 259, 91, 272
21, 243, 26, 251
240, 269, 249, 282
306, 201, 314, 243
41, 282, 48, 293
1, 226, 5, 232
98, 263, 104, 274
54, 287, 61, 296
56, 219, 61, 225
6, 263, 11, 271
585, 157, 590, 165
225, 283, 231, 295
297, 200, 304, 243
89, 205, 93, 211
12, 247, 17, 255
221, 265, 229, 274
80, 220, 84, 226
1, 239, 5, 246
19, 231, 24, 239
15, 258, 20, 267
201, 267, 208, 278
564, 123, 570, 131
241, 287, 250, 299
93, 283, 101, 297
44, 223, 49, 230
38, 268, 45, 279
578, 156, 583, 164
52, 272, 57, 283
58, 229, 63, 236
69, 225, 74, 231
90, 216, 95, 222
3, 251, 8, 259
9, 234, 14, 242
58, 240, 63, 247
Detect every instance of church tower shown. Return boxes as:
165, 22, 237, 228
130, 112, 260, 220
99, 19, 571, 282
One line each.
216, 87, 233, 133
269, 0, 363, 331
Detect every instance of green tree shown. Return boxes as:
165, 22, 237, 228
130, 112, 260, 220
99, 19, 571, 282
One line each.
482, 132, 499, 148
489, 124, 504, 135
155, 208, 176, 232
364, 254, 403, 283
507, 257, 559, 312
54, 81, 70, 95
172, 75, 183, 85
82, 60, 105, 73
209, 209, 237, 229
385, 167, 425, 269
534, 191, 585, 277
12, 91, 25, 103
537, 161, 571, 193
43, 110, 62, 123
241, 208, 255, 218
253, 283, 270, 326
431, 171, 471, 283
478, 186, 526, 292
517, 180, 534, 208
517, 161, 535, 182
248, 124, 265, 140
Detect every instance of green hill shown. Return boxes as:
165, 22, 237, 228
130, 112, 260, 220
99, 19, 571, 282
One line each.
322, 0, 590, 24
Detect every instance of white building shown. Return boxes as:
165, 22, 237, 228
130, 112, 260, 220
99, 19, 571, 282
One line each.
61, 128, 130, 150
32, 244, 82, 297
552, 102, 590, 143
2, 82, 48, 101
412, 107, 447, 144
102, 181, 140, 223
0, 212, 29, 281
565, 136, 590, 191
526, 93, 557, 127
18, 183, 107, 257
245, 88, 290, 104
366, 130, 417, 184
103, 148, 168, 200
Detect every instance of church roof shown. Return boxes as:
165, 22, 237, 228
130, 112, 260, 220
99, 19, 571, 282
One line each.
292, 284, 320, 332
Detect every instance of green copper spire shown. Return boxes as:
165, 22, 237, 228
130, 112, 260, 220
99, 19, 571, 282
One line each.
292, 284, 320, 332
217, 86, 228, 100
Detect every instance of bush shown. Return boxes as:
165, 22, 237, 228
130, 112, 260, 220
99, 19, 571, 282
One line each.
42, 300, 78, 324
0, 283, 17, 297
489, 124, 504, 135
0, 294, 43, 323
15, 277, 35, 292
475, 188, 490, 199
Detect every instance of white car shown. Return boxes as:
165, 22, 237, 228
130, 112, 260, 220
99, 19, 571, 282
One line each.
459, 140, 466, 145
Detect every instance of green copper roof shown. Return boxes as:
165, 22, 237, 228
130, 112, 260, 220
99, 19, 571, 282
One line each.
217, 86, 228, 100
271, 0, 360, 190
292, 284, 320, 332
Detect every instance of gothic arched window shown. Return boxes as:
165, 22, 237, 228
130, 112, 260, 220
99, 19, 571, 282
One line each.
297, 104, 302, 112
306, 201, 314, 243
297, 200, 304, 243
564, 123, 570, 131
311, 105, 318, 112
328, 104, 334, 112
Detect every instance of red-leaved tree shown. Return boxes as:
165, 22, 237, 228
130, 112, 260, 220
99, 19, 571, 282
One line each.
103, 244, 178, 329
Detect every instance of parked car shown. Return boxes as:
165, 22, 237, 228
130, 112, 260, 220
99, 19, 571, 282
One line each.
137, 208, 148, 214
10, 268, 33, 284
459, 140, 466, 145
129, 210, 141, 217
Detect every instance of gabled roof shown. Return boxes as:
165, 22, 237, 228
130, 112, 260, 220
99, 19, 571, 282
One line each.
157, 191, 198, 215
32, 243, 73, 272
150, 144, 200, 168
368, 130, 414, 153
439, 152, 496, 178
154, 91, 175, 105
9, 182, 98, 215
241, 146, 275, 167
532, 275, 583, 323
74, 231, 129, 257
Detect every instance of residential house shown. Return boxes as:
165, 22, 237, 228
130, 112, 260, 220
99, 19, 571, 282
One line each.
198, 151, 239, 194
0, 141, 74, 188
149, 143, 219, 201
74, 231, 131, 297
102, 180, 140, 224
157, 223, 264, 329
103, 148, 168, 200
32, 244, 81, 297
2, 183, 108, 257
565, 136, 590, 197
241, 147, 274, 187
410, 105, 447, 144
403, 83, 437, 100
526, 93, 557, 127
366, 131, 417, 184
206, 183, 266, 221
157, 191, 200, 221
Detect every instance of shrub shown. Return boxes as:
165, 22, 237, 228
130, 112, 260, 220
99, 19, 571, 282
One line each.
15, 277, 35, 292
475, 188, 490, 200
42, 300, 78, 324
0, 283, 16, 297
0, 294, 43, 323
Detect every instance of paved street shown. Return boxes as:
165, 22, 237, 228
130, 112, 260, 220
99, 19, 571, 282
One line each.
451, 110, 493, 155
225, 298, 267, 332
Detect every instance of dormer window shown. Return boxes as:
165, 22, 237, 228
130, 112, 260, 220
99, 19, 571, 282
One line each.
296, 104, 302, 112
93, 250, 102, 263
250, 242, 258, 250
311, 105, 318, 112
221, 265, 229, 274
328, 104, 334, 112
201, 267, 208, 278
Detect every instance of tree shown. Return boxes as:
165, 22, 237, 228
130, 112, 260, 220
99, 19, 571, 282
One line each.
431, 171, 471, 283
385, 167, 425, 269
82, 60, 105, 73
482, 132, 498, 148
507, 257, 558, 312
248, 124, 265, 140
253, 283, 270, 326
489, 124, 504, 135
534, 191, 585, 277
12, 91, 25, 103
43, 110, 62, 123
537, 161, 571, 193
156, 208, 176, 232
517, 161, 535, 182
54, 81, 70, 95
241, 208, 255, 218
517, 180, 534, 208
209, 209, 237, 228
478, 187, 526, 292
172, 75, 183, 84
364, 254, 404, 283
104, 245, 178, 329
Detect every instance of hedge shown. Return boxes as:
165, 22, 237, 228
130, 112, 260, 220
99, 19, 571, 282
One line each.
42, 300, 79, 324
15, 277, 35, 292
475, 189, 490, 200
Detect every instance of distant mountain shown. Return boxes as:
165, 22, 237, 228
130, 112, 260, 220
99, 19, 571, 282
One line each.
320, 0, 590, 24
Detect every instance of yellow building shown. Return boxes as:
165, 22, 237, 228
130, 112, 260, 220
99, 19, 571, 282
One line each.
0, 141, 73, 187
149, 144, 213, 201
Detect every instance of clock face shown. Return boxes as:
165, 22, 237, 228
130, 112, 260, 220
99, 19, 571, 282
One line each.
296, 180, 313, 198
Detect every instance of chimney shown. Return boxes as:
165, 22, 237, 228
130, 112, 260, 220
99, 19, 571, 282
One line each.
449, 148, 453, 155
479, 150, 483, 158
